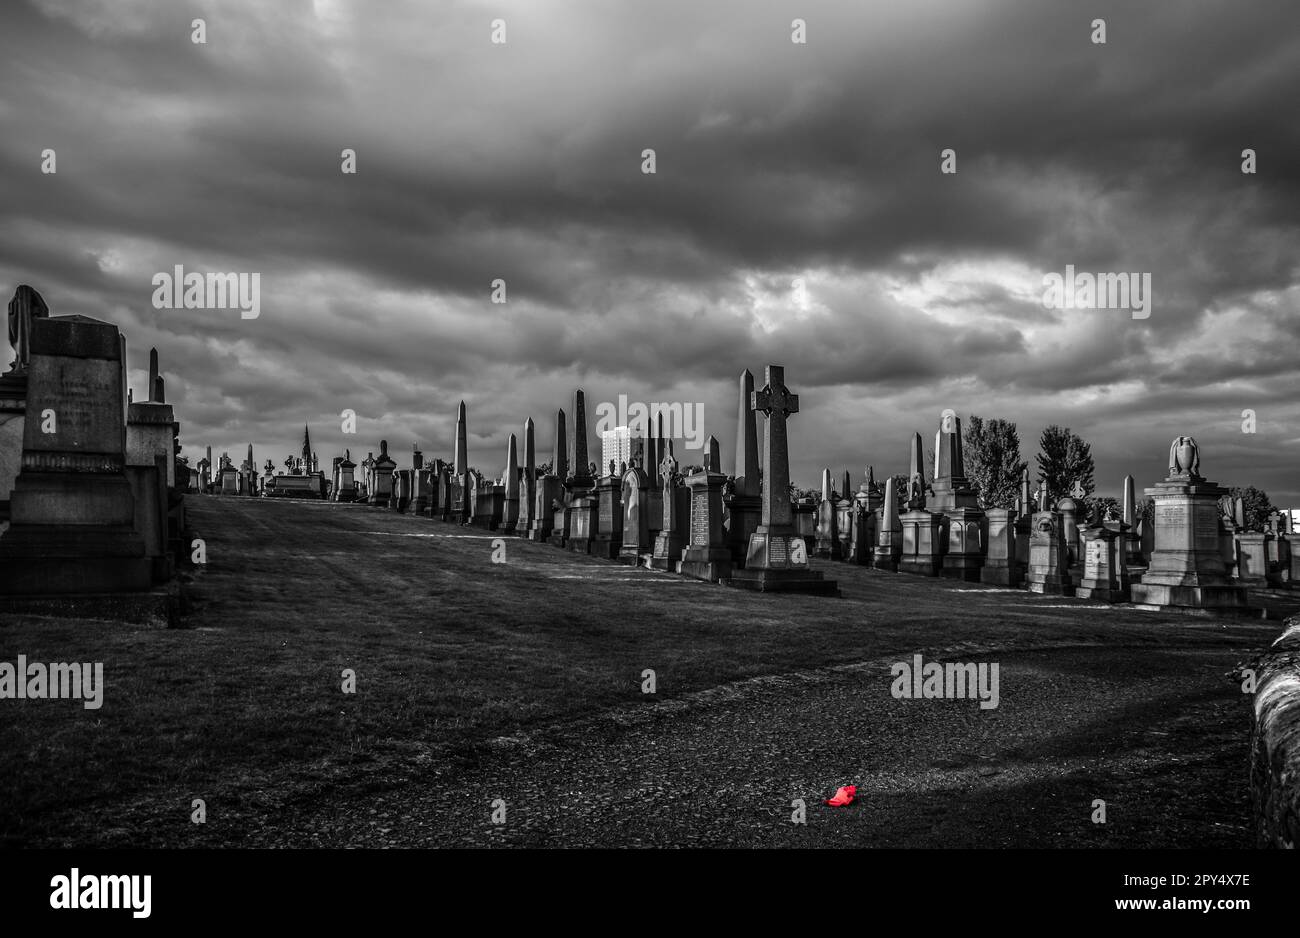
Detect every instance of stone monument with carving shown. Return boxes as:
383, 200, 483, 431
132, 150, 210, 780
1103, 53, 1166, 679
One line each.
1129, 436, 1252, 615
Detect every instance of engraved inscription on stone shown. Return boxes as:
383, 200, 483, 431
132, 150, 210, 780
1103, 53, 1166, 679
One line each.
1157, 505, 1187, 527
32, 361, 121, 454
1193, 506, 1220, 544
690, 492, 708, 545
1085, 541, 1103, 578
768, 537, 788, 564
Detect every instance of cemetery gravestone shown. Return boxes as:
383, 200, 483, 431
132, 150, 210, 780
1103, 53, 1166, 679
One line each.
0, 315, 151, 594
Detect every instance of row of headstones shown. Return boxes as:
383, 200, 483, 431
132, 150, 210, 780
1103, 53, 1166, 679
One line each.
192, 447, 327, 498
0, 306, 188, 595
332, 367, 833, 596
346, 430, 750, 580
795, 425, 1280, 614
319, 379, 1269, 613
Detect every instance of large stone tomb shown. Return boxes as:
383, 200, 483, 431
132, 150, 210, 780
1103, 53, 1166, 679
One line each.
1129, 438, 1252, 615
0, 316, 151, 594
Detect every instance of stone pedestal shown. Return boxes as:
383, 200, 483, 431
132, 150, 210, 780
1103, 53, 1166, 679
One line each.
849, 500, 877, 566
450, 473, 468, 523
1266, 535, 1291, 588
898, 510, 942, 577
565, 490, 596, 553
0, 373, 26, 522
940, 507, 984, 581
981, 508, 1021, 586
650, 485, 689, 571
1026, 512, 1073, 595
335, 459, 357, 503
873, 524, 901, 571
835, 498, 855, 562
469, 474, 504, 531
1234, 532, 1270, 587
1075, 523, 1130, 602
814, 497, 841, 560
412, 467, 432, 516
591, 475, 624, 560
369, 452, 395, 506
0, 316, 151, 594
529, 475, 563, 541
724, 493, 760, 569
677, 467, 731, 582
1129, 470, 1252, 615
728, 528, 837, 593
218, 466, 240, 495
499, 488, 520, 535
126, 402, 176, 488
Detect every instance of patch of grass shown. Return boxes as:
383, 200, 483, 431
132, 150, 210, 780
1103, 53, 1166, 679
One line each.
0, 496, 1291, 845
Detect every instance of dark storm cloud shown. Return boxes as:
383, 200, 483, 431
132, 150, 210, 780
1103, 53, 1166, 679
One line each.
1, 0, 1297, 499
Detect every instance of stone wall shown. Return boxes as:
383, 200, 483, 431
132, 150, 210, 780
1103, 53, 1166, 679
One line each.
1248, 615, 1300, 848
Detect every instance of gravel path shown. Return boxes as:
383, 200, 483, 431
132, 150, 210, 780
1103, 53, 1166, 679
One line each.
222, 637, 1254, 848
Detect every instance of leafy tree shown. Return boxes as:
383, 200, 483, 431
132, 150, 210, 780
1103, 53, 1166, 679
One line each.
789, 482, 819, 502
1229, 485, 1274, 531
1091, 495, 1120, 523
1035, 425, 1095, 506
964, 415, 1027, 509
889, 473, 909, 500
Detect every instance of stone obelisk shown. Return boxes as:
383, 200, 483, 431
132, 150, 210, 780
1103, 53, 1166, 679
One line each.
874, 476, 902, 571
569, 389, 591, 490
501, 432, 520, 535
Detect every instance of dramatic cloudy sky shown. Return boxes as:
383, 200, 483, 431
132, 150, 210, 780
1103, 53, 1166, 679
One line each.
2, 0, 1297, 500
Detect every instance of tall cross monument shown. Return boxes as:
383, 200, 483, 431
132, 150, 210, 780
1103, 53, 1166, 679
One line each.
727, 364, 837, 595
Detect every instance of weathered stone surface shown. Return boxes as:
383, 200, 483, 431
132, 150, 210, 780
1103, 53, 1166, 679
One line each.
1129, 439, 1252, 615
0, 315, 150, 594
590, 473, 623, 559
1247, 617, 1300, 847
980, 508, 1021, 586
898, 509, 942, 577
618, 466, 651, 564
677, 435, 731, 582
728, 365, 835, 594
873, 477, 902, 571
1026, 511, 1073, 596
500, 433, 520, 535
569, 390, 591, 489
1075, 522, 1130, 602
733, 369, 759, 498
